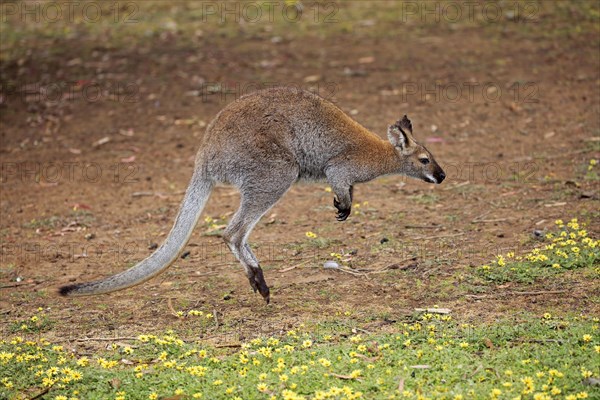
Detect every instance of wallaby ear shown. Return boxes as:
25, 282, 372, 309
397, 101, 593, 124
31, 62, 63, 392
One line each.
388, 124, 409, 149
399, 115, 412, 134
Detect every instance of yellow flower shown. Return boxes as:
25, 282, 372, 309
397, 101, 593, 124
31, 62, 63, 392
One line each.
305, 231, 317, 239
459, 342, 469, 348
350, 369, 362, 379
302, 340, 313, 348
318, 358, 331, 367
148, 394, 158, 400
582, 334, 592, 342
257, 383, 268, 392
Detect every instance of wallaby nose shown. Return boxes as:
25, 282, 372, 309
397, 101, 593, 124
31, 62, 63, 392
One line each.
438, 172, 446, 183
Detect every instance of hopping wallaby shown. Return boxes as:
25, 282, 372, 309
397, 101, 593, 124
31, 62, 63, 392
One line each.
59, 87, 445, 303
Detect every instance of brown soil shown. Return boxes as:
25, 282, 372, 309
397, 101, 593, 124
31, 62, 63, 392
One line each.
1, 1, 598, 347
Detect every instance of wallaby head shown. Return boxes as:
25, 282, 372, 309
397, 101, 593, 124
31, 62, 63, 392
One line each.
387, 115, 446, 184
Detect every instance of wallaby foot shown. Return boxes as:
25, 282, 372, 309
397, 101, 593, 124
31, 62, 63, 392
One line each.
247, 266, 270, 303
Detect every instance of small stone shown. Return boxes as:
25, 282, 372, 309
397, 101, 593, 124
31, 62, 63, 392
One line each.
380, 237, 389, 244
323, 261, 340, 269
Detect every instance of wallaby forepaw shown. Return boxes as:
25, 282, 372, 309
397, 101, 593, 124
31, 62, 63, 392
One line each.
333, 197, 350, 221
336, 209, 350, 221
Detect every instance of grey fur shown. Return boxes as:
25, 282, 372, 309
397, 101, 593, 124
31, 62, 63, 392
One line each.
59, 87, 445, 303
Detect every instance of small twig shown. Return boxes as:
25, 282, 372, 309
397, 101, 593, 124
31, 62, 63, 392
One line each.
279, 259, 311, 273
0, 281, 35, 289
510, 290, 567, 296
471, 210, 492, 222
330, 373, 361, 381
188, 271, 219, 277
166, 297, 179, 317
352, 327, 371, 335
73, 337, 137, 342
131, 191, 154, 197
468, 364, 483, 379
404, 225, 439, 229
215, 343, 242, 348
337, 267, 367, 277
415, 308, 451, 314
398, 377, 405, 392
472, 218, 508, 224
444, 181, 470, 191
465, 294, 488, 299
411, 232, 465, 241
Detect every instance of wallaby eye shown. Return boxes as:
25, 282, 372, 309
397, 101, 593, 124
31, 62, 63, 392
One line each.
419, 158, 430, 165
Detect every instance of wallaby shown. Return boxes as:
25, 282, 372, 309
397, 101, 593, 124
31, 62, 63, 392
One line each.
59, 87, 445, 303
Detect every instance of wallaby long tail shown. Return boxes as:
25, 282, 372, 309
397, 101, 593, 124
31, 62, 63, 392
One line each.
59, 170, 213, 296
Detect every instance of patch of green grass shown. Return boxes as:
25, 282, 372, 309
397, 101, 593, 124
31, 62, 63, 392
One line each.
8, 308, 54, 334
583, 158, 599, 181
477, 218, 599, 284
408, 193, 439, 205
22, 216, 62, 230
1, 312, 598, 399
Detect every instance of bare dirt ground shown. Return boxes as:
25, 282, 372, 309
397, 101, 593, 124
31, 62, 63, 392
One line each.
1, 1, 599, 347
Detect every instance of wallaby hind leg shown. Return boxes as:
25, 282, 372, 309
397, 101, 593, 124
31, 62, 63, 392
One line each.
223, 170, 297, 303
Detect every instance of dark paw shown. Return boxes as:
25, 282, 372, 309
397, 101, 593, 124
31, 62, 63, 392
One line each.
333, 197, 350, 221
248, 267, 270, 304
